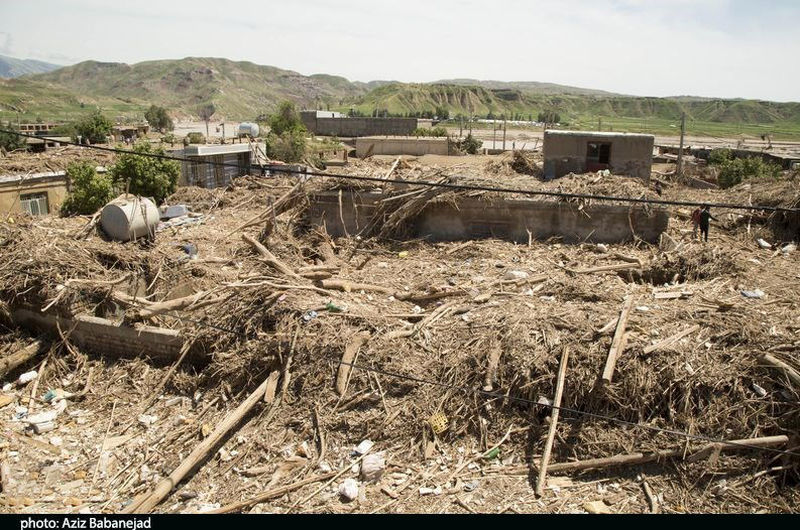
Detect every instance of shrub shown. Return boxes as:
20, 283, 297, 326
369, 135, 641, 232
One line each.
455, 134, 482, 155
717, 156, 781, 188
161, 133, 176, 145
145, 105, 174, 132
110, 142, 180, 203
708, 148, 733, 166
74, 110, 113, 144
61, 162, 114, 215
0, 121, 26, 152
269, 101, 306, 136
186, 132, 205, 144
412, 126, 449, 137
265, 129, 307, 163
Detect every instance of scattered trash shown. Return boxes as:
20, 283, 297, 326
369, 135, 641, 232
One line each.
302, 310, 318, 322
584, 500, 612, 514
18, 371, 38, 385
354, 439, 374, 455
325, 302, 344, 313
428, 412, 449, 434
138, 414, 158, 427
752, 383, 768, 397
781, 243, 796, 255
483, 447, 500, 460
503, 270, 529, 280
419, 486, 442, 496
756, 238, 772, 249
741, 289, 765, 298
463, 481, 479, 492
360, 452, 386, 482
160, 204, 189, 219
595, 243, 609, 253
635, 306, 650, 312
338, 478, 359, 501
397, 251, 409, 258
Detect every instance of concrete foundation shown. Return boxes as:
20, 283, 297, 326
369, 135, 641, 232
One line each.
355, 136, 456, 157
306, 191, 669, 244
544, 130, 654, 181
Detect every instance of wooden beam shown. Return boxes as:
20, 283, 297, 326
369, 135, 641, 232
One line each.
536, 346, 569, 496
761, 354, 800, 388
643, 325, 699, 355
122, 375, 273, 513
602, 297, 634, 383
0, 340, 46, 379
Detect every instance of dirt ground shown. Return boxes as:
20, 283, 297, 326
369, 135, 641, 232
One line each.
0, 154, 798, 514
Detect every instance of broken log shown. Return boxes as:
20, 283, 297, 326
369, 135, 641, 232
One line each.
536, 346, 569, 497
569, 262, 641, 275
602, 297, 634, 384
319, 278, 393, 295
336, 331, 371, 395
241, 233, 300, 279
382, 156, 401, 180
0, 340, 46, 379
230, 181, 305, 236
127, 291, 215, 321
483, 342, 502, 391
760, 354, 800, 388
207, 471, 337, 513
542, 434, 789, 473
122, 375, 274, 513
642, 325, 699, 355
263, 371, 280, 403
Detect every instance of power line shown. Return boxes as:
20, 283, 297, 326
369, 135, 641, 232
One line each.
2, 129, 799, 213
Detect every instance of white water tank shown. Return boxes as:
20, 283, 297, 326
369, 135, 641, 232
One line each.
100, 195, 160, 242
237, 122, 260, 138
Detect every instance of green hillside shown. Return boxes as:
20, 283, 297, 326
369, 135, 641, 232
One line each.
1, 56, 799, 139
0, 54, 61, 78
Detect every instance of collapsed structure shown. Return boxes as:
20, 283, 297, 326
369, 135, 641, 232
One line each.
543, 130, 654, 181
0, 153, 798, 514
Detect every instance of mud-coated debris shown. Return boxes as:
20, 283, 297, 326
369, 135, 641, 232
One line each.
354, 439, 374, 455
338, 478, 359, 501
360, 452, 386, 482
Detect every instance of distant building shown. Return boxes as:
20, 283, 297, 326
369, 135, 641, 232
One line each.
176, 143, 252, 188
543, 130, 654, 181
111, 124, 150, 143
355, 136, 456, 157
300, 111, 420, 137
0, 171, 69, 216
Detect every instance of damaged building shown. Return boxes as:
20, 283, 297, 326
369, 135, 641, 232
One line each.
543, 130, 654, 181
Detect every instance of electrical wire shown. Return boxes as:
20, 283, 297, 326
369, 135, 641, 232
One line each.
2, 129, 798, 213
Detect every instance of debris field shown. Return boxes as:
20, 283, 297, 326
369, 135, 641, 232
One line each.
0, 155, 799, 514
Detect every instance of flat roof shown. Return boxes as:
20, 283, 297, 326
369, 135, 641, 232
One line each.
182, 144, 252, 156
545, 130, 654, 139
0, 167, 107, 186
357, 136, 448, 141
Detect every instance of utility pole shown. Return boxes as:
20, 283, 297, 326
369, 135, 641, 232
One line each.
598, 117, 602, 131
492, 121, 497, 150
676, 112, 686, 177
502, 119, 507, 151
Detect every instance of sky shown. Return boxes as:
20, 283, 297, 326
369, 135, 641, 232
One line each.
1, 0, 798, 102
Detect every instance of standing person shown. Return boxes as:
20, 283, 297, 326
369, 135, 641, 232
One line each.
691, 206, 702, 240
699, 205, 716, 242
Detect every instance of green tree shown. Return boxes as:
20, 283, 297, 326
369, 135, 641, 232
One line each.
435, 106, 450, 120
708, 148, 733, 166
265, 129, 307, 163
145, 105, 174, 132
717, 156, 781, 189
0, 121, 26, 152
74, 110, 113, 144
269, 101, 306, 135
61, 162, 114, 215
110, 142, 180, 203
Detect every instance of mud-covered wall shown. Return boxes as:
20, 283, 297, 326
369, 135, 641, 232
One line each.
306, 192, 669, 244
543, 131, 654, 182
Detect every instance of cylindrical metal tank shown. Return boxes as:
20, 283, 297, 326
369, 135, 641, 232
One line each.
237, 122, 260, 138
100, 196, 160, 242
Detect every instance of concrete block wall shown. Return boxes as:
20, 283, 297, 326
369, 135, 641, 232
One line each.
304, 116, 420, 137
355, 136, 454, 157
543, 131, 654, 181
305, 191, 669, 244
12, 308, 193, 363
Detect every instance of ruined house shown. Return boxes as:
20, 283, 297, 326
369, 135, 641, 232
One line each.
177, 143, 252, 188
543, 130, 654, 181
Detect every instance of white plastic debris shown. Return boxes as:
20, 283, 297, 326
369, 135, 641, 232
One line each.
419, 486, 442, 496
756, 238, 772, 249
360, 452, 386, 482
138, 414, 158, 426
1, 383, 11, 392
635, 306, 650, 312
781, 243, 796, 255
18, 371, 38, 385
32, 421, 56, 434
595, 243, 609, 253
338, 478, 359, 501
503, 270, 529, 280
318, 461, 332, 473
354, 439, 374, 455
741, 289, 765, 299
752, 383, 768, 397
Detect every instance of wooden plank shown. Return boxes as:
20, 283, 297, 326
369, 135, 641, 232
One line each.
601, 297, 634, 383
643, 325, 699, 355
535, 346, 569, 496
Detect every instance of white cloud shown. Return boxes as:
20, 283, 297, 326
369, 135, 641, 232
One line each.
0, 0, 797, 101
